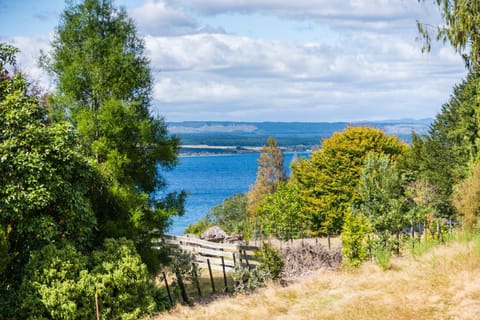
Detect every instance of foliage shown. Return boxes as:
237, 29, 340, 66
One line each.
452, 163, 480, 231
372, 241, 392, 271
417, 0, 480, 68
247, 137, 287, 226
356, 153, 407, 243
184, 217, 213, 236
341, 210, 372, 268
185, 193, 248, 237
255, 243, 284, 280
256, 183, 306, 240
0, 42, 102, 317
42, 0, 185, 273
293, 126, 407, 235
399, 71, 480, 218
18, 238, 156, 320
208, 193, 249, 236
232, 265, 269, 294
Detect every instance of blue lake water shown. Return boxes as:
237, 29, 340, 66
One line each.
158, 152, 308, 235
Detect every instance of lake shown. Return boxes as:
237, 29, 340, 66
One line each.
157, 152, 308, 235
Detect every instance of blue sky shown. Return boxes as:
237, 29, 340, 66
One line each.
0, 0, 467, 122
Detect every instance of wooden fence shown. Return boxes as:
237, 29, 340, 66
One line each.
158, 235, 260, 272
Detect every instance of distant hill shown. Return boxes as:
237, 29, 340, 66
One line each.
167, 119, 432, 154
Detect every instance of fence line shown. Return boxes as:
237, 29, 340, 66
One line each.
157, 235, 260, 272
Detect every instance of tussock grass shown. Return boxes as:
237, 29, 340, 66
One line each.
157, 239, 480, 320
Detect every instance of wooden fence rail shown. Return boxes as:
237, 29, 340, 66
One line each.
156, 235, 260, 272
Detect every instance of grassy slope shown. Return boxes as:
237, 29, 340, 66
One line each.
158, 239, 480, 320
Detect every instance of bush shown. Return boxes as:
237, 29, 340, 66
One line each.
18, 238, 158, 319
342, 210, 372, 268
90, 238, 156, 319
232, 265, 269, 294
255, 243, 284, 280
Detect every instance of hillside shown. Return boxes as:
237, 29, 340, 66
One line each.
157, 240, 480, 320
168, 120, 432, 154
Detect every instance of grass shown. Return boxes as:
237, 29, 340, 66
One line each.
159, 268, 234, 306
156, 236, 480, 320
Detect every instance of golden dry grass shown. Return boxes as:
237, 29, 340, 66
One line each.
156, 239, 480, 320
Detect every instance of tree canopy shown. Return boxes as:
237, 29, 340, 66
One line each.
42, 0, 185, 272
418, 0, 480, 68
293, 126, 407, 235
247, 137, 286, 229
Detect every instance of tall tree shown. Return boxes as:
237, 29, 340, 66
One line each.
0, 42, 100, 314
417, 0, 480, 68
246, 137, 286, 224
42, 0, 184, 272
399, 70, 480, 218
293, 126, 407, 235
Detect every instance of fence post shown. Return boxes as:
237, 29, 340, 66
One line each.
207, 259, 216, 293
192, 263, 202, 297
243, 249, 250, 268
175, 268, 189, 304
221, 256, 228, 292
162, 272, 173, 306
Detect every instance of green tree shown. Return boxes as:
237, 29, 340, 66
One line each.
293, 126, 407, 235
256, 183, 306, 240
247, 137, 286, 236
417, 0, 480, 68
185, 193, 249, 237
42, 0, 185, 272
399, 71, 480, 218
0, 42, 100, 317
356, 153, 406, 240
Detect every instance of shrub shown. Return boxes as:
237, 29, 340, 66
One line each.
232, 265, 269, 294
19, 238, 158, 319
341, 210, 372, 268
18, 242, 89, 319
255, 243, 284, 280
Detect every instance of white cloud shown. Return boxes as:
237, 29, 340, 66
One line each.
145, 29, 465, 121
2, 1, 467, 122
130, 0, 224, 36
175, 0, 438, 32
1, 35, 53, 91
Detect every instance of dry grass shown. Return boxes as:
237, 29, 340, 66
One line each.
156, 239, 480, 320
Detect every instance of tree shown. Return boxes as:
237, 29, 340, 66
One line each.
355, 153, 407, 247
417, 0, 480, 68
256, 183, 306, 240
399, 70, 480, 218
246, 137, 286, 235
293, 126, 407, 235
185, 193, 249, 237
42, 0, 185, 272
0, 42, 102, 316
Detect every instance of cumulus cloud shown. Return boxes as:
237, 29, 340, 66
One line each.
129, 0, 224, 36
175, 0, 438, 32
2, 1, 467, 122
1, 35, 53, 91
146, 29, 465, 121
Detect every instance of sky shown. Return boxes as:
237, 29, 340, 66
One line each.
0, 0, 468, 122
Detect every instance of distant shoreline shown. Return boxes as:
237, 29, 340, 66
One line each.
179, 144, 313, 156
